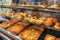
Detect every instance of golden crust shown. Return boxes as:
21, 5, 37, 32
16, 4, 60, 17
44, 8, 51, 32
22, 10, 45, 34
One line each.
44, 17, 58, 26
44, 20, 53, 26
44, 34, 56, 40
19, 28, 41, 40
7, 22, 26, 34
0, 19, 17, 28
56, 38, 60, 40
7, 25, 24, 34
54, 22, 60, 30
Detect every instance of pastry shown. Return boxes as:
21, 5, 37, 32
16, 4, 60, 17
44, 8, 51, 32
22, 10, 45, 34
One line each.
56, 38, 60, 40
36, 19, 44, 25
38, 5, 47, 8
19, 28, 41, 40
54, 22, 60, 30
0, 19, 17, 28
44, 20, 53, 26
44, 34, 56, 40
44, 17, 57, 26
36, 17, 47, 25
7, 22, 26, 34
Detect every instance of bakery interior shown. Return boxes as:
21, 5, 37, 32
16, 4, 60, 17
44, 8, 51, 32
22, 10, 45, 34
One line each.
0, 0, 60, 40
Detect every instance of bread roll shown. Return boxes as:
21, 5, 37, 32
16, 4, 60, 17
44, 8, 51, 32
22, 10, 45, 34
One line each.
44, 34, 56, 40
36, 19, 44, 25
44, 17, 57, 26
56, 38, 60, 40
44, 20, 53, 26
54, 22, 60, 30
47, 17, 57, 23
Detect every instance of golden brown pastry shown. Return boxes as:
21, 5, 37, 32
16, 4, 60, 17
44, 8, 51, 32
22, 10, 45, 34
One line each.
44, 17, 57, 26
19, 28, 41, 40
39, 17, 47, 21
47, 17, 57, 23
50, 17, 57, 22
48, 5, 60, 9
54, 22, 60, 30
0, 19, 17, 28
56, 38, 60, 40
44, 20, 53, 26
36, 17, 47, 25
7, 22, 27, 34
44, 34, 56, 40
20, 12, 27, 17
36, 19, 44, 25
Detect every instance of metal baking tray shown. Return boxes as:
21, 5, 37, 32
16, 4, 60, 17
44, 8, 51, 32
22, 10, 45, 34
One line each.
0, 33, 11, 40
0, 28, 22, 40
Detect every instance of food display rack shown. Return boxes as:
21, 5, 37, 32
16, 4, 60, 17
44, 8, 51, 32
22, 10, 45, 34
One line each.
0, 5, 60, 13
0, 4, 60, 40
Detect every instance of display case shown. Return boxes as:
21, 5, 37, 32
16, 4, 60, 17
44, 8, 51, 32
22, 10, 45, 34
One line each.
0, 0, 60, 40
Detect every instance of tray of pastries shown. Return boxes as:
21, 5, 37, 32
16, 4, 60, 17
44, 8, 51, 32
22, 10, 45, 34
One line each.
0, 28, 22, 40
24, 13, 60, 31
19, 25, 45, 40
7, 22, 30, 35
0, 20, 45, 40
1, 11, 60, 31
0, 19, 19, 28
0, 22, 30, 40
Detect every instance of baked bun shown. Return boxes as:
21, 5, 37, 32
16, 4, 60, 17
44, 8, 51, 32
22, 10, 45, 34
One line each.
44, 20, 53, 26
44, 17, 57, 26
56, 38, 60, 40
44, 34, 56, 40
36, 17, 47, 25
54, 22, 60, 30
36, 19, 44, 25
